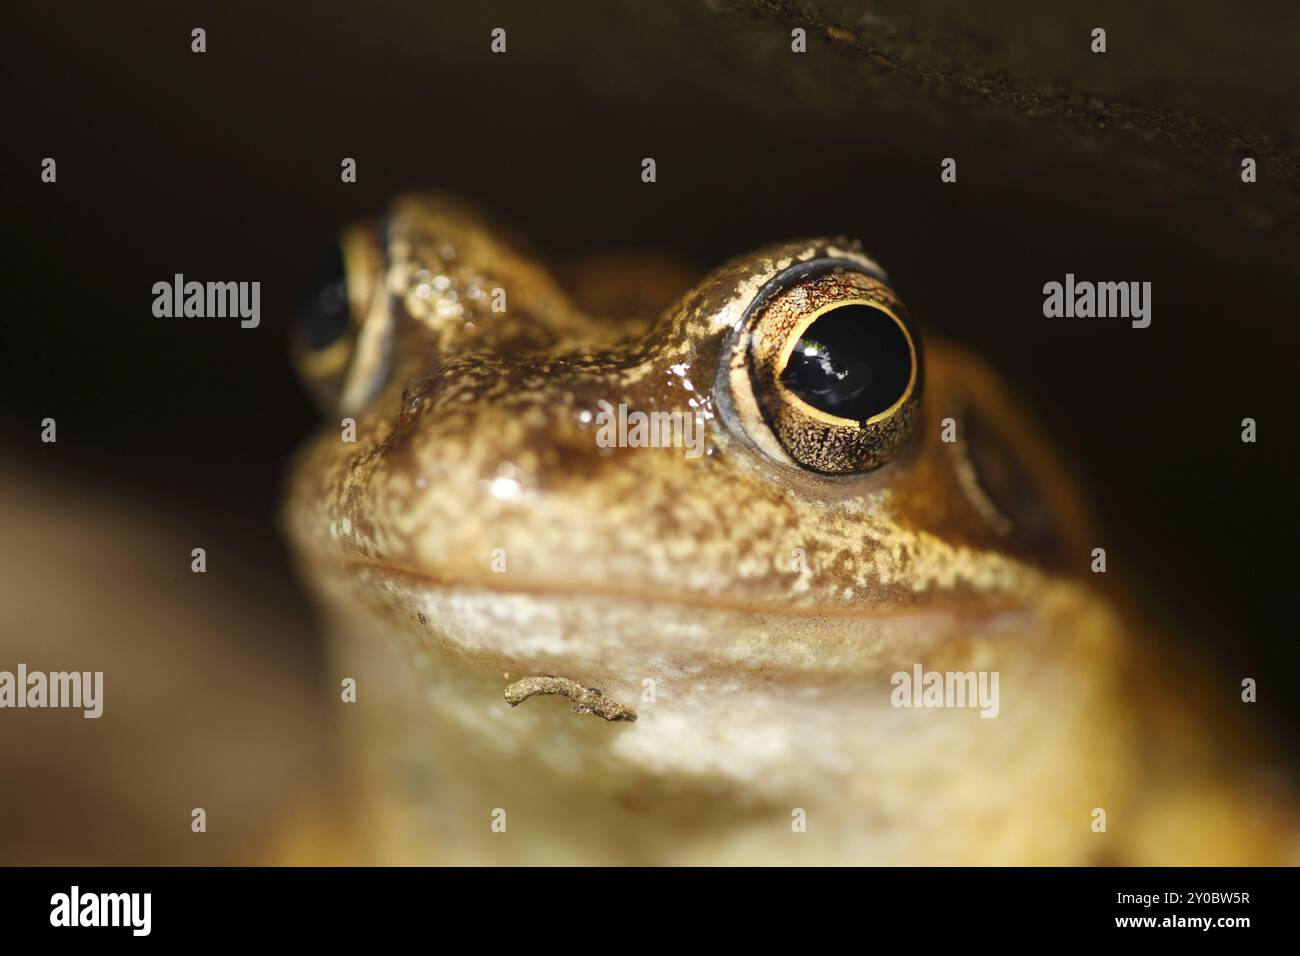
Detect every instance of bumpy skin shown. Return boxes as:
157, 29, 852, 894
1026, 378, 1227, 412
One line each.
283, 194, 1295, 865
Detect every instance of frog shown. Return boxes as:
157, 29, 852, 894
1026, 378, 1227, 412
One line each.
282, 193, 1297, 866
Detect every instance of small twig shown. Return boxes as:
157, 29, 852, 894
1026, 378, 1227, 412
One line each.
504, 676, 637, 722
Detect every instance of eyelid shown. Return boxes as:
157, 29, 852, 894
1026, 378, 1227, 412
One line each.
336, 226, 394, 414
340, 225, 381, 320
746, 257, 889, 323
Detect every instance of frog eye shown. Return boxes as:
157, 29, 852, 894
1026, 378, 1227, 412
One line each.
300, 246, 351, 353
293, 225, 391, 412
726, 264, 922, 474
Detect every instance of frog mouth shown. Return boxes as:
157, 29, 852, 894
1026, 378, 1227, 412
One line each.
329, 553, 1046, 623
303, 551, 1095, 690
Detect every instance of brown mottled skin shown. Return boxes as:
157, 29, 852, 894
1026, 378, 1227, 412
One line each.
283, 194, 1296, 865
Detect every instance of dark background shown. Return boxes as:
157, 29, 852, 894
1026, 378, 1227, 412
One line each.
1, 1, 1297, 859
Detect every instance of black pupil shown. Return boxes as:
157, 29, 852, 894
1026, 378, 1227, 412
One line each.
779, 304, 911, 420
300, 246, 350, 350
